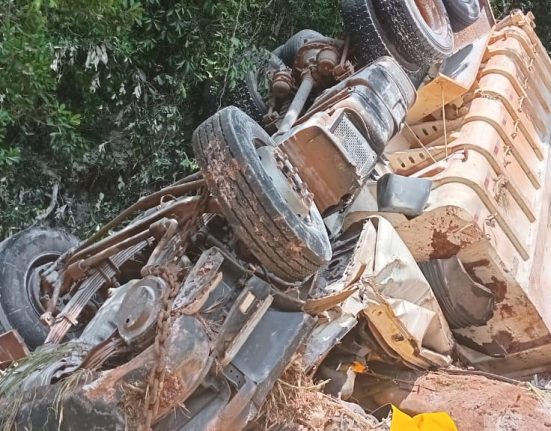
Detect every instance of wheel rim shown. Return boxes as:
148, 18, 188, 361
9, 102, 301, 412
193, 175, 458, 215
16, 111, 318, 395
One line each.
256, 145, 314, 224
25, 254, 90, 334
25, 253, 61, 318
414, 0, 449, 36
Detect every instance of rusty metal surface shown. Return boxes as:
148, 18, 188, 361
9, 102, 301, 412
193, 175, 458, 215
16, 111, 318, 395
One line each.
278, 71, 315, 133
173, 247, 225, 315
90, 314, 211, 427
0, 177, 213, 427
45, 241, 150, 344
75, 177, 205, 253
142, 188, 208, 430
275, 37, 352, 133
279, 57, 415, 213
117, 276, 166, 348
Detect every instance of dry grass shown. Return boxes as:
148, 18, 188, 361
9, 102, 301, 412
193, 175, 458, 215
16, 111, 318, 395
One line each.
0, 363, 94, 431
0, 344, 75, 397
0, 342, 96, 431
121, 380, 148, 430
0, 392, 24, 431
52, 368, 95, 429
529, 383, 551, 414
257, 359, 387, 431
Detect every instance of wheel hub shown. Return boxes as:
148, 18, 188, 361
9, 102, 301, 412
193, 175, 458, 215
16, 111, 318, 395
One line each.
117, 276, 166, 348
414, 0, 448, 36
25, 253, 61, 318
257, 145, 315, 223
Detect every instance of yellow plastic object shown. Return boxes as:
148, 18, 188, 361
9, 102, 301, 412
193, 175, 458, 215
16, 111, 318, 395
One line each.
390, 405, 458, 431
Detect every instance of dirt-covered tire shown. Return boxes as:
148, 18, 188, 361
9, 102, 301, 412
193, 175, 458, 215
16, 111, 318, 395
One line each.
193, 107, 332, 281
341, 0, 452, 83
0, 227, 79, 349
341, 0, 428, 84
224, 49, 285, 123
443, 0, 480, 31
371, 0, 453, 65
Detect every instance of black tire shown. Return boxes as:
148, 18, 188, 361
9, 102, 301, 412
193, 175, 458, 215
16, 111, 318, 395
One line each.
193, 107, 332, 281
442, 0, 480, 31
0, 227, 79, 349
371, 0, 453, 65
224, 49, 285, 123
277, 29, 328, 66
341, 0, 427, 83
341, 0, 452, 81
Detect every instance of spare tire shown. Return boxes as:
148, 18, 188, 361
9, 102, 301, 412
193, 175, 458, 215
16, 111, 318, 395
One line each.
193, 107, 331, 281
224, 49, 284, 123
442, 0, 481, 31
0, 227, 79, 348
341, 0, 452, 82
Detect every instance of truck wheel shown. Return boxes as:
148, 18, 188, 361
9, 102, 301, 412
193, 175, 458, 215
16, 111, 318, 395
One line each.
0, 227, 79, 348
276, 29, 330, 66
341, 0, 427, 84
193, 107, 332, 281
442, 0, 480, 31
224, 49, 284, 123
371, 0, 453, 65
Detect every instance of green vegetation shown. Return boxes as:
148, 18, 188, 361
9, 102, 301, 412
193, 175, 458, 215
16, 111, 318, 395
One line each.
492, 1, 551, 46
0, 0, 547, 239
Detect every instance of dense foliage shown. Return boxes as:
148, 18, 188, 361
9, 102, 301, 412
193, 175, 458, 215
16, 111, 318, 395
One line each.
0, 0, 548, 239
0, 0, 342, 238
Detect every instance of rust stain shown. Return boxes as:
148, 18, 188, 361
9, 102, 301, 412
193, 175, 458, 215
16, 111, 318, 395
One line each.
462, 260, 489, 285
430, 230, 461, 259
463, 259, 490, 270
486, 277, 507, 303
158, 372, 185, 412
429, 229, 472, 259
84, 364, 147, 402
499, 303, 514, 318
453, 333, 505, 357
494, 330, 515, 351
495, 331, 551, 354
463, 260, 507, 303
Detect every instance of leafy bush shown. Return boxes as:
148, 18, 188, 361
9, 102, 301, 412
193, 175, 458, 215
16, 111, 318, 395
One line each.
0, 0, 343, 239
0, 0, 549, 240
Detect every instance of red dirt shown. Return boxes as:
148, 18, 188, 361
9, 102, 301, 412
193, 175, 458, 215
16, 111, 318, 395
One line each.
374, 371, 551, 431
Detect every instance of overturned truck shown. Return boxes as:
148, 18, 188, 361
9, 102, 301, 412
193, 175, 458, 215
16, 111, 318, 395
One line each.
1, 1, 551, 429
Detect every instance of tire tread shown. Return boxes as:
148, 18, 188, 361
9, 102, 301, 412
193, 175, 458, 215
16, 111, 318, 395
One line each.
193, 108, 329, 281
